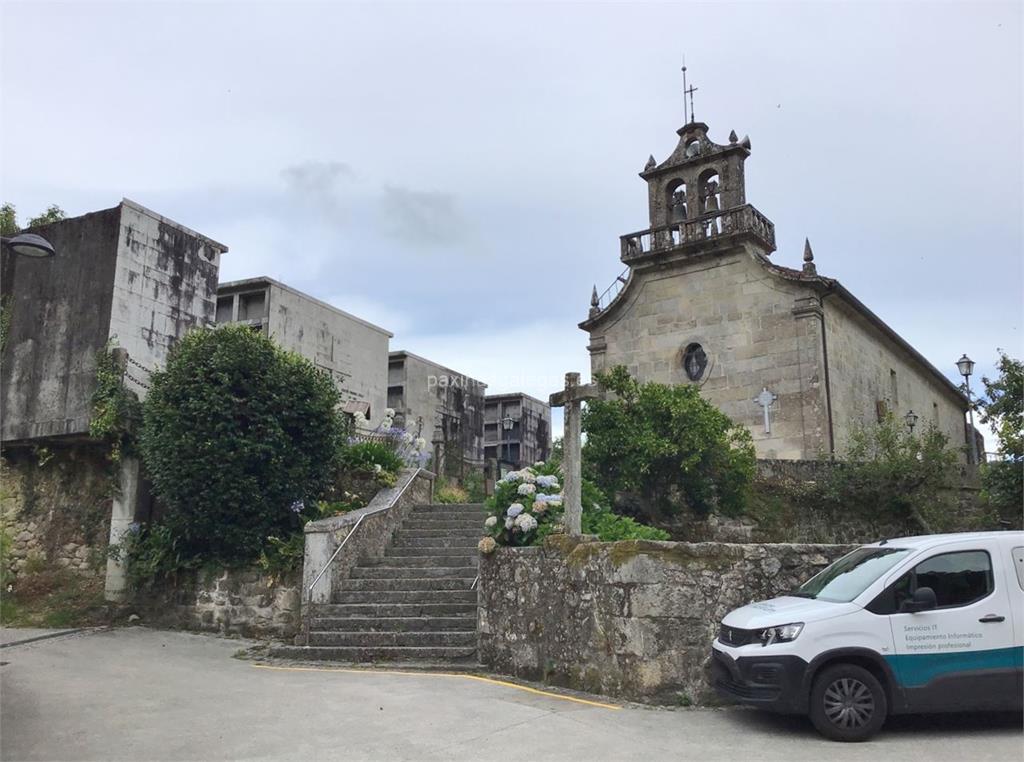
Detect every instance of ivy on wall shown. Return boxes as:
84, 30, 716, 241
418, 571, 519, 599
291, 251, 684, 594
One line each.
88, 342, 143, 465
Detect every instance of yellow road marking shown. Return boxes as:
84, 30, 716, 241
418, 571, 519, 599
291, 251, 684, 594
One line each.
250, 663, 620, 710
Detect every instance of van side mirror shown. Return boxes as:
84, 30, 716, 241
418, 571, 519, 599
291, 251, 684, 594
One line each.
901, 586, 937, 613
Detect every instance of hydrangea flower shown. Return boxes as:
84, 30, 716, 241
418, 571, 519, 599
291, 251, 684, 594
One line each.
537, 475, 560, 489
514, 513, 538, 532
414, 437, 427, 451
506, 503, 525, 518
501, 471, 521, 483
505, 517, 515, 529
289, 500, 305, 514
484, 516, 497, 528
517, 483, 536, 496
478, 536, 497, 554
534, 461, 545, 467
520, 470, 537, 484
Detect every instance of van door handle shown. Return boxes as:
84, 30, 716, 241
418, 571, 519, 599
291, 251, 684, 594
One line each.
978, 615, 1005, 623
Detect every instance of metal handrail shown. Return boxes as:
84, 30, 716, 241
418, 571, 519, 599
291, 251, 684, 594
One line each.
302, 468, 427, 647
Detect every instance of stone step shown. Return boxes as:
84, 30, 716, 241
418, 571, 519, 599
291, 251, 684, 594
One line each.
385, 544, 477, 557
342, 577, 475, 592
307, 630, 476, 648
410, 511, 488, 521
402, 520, 484, 530
396, 528, 483, 538
332, 589, 477, 605
309, 615, 475, 632
413, 503, 485, 512
391, 536, 481, 549
311, 602, 476, 617
268, 645, 477, 662
382, 553, 477, 565
349, 565, 478, 579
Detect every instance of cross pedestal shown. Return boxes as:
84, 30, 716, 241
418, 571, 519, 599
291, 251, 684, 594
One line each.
549, 372, 599, 535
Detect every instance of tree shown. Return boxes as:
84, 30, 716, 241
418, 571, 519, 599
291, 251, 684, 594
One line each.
1, 203, 66, 234
582, 365, 756, 519
0, 204, 17, 236
825, 414, 959, 533
978, 351, 1023, 522
26, 205, 66, 228
140, 325, 346, 565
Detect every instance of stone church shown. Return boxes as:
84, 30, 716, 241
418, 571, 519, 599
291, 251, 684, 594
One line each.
581, 118, 971, 461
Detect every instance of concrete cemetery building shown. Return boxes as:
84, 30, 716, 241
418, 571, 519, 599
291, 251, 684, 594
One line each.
483, 393, 551, 472
2, 198, 227, 443
387, 350, 486, 477
581, 119, 970, 461
216, 277, 392, 427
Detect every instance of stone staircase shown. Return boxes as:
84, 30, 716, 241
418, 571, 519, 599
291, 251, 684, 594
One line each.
270, 503, 485, 663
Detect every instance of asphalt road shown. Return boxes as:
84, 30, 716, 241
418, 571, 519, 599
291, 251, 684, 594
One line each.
1, 628, 1020, 761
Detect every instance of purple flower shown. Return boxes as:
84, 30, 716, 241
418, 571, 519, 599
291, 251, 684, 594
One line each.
289, 500, 305, 514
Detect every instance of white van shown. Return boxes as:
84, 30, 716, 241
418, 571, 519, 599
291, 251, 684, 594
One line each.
712, 531, 1024, 741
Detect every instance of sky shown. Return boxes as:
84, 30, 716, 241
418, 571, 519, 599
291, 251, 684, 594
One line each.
2, 1, 1021, 447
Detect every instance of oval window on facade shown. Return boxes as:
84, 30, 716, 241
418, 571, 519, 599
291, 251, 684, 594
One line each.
683, 343, 707, 381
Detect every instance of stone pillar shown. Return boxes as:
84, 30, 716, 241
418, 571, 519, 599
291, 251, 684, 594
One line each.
563, 373, 582, 536
103, 456, 140, 602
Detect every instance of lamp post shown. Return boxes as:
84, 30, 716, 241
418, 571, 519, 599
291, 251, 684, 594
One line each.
956, 354, 979, 464
501, 414, 515, 468
904, 409, 918, 434
2, 233, 56, 258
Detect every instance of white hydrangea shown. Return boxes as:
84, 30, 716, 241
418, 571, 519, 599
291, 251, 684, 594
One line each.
384, 408, 395, 418
514, 513, 538, 532
484, 516, 497, 528
520, 470, 537, 484
401, 431, 414, 444
517, 483, 536, 496
413, 437, 427, 451
501, 471, 521, 483
536, 475, 560, 490
505, 517, 515, 529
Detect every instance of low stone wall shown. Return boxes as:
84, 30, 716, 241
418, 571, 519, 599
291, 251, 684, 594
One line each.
1, 444, 113, 581
302, 468, 434, 605
478, 536, 853, 705
136, 568, 301, 639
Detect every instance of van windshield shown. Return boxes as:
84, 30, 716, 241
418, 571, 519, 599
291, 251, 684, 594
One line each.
794, 547, 912, 603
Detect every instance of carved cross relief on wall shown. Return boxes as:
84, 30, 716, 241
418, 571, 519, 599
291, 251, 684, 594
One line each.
755, 387, 778, 434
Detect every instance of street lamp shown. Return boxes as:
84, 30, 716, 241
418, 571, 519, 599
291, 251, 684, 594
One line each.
956, 354, 979, 464
904, 409, 918, 434
501, 415, 515, 468
1, 233, 56, 258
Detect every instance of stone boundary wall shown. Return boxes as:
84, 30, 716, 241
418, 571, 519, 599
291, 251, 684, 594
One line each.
1, 444, 113, 581
478, 536, 853, 705
135, 568, 300, 639
302, 468, 434, 606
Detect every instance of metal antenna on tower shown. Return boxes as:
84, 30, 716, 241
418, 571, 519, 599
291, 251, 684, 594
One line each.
682, 59, 698, 125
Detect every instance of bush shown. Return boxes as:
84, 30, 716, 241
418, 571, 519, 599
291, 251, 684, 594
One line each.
435, 480, 469, 504
139, 325, 345, 567
339, 440, 404, 479
582, 506, 670, 541
583, 366, 755, 520
462, 470, 487, 503
483, 463, 565, 547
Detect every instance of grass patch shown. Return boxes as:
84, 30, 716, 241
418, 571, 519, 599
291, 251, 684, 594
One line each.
1, 568, 112, 628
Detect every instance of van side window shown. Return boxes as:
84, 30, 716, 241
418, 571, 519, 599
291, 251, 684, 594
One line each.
1013, 547, 1024, 592
866, 550, 993, 614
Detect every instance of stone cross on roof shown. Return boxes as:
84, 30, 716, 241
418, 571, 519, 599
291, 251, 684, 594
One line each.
549, 372, 600, 535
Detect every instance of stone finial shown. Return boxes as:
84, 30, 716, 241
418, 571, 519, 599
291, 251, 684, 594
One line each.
802, 238, 817, 275
729, 129, 738, 144
589, 285, 600, 316
644, 154, 657, 171
739, 135, 752, 150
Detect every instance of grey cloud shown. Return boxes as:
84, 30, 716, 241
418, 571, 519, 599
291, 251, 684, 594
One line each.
281, 161, 354, 219
379, 185, 468, 246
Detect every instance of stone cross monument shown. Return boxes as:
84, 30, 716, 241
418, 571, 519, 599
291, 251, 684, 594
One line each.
549, 372, 599, 535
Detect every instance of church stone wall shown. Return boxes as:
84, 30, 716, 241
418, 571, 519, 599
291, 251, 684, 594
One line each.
588, 250, 828, 459
823, 296, 967, 459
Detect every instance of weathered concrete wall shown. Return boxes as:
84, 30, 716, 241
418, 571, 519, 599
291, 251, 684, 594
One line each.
109, 200, 225, 375
824, 296, 967, 460
216, 278, 392, 427
136, 567, 301, 639
1, 200, 227, 442
0, 444, 113, 581
1, 208, 120, 441
388, 351, 486, 475
478, 537, 853, 704
587, 250, 828, 459
303, 468, 434, 606
484, 393, 552, 469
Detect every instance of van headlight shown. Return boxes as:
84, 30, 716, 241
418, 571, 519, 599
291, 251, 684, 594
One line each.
758, 622, 804, 646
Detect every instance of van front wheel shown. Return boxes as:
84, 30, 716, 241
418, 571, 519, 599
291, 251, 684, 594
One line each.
809, 664, 887, 742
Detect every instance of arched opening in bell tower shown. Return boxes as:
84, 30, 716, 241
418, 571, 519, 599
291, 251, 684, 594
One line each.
666, 179, 688, 225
